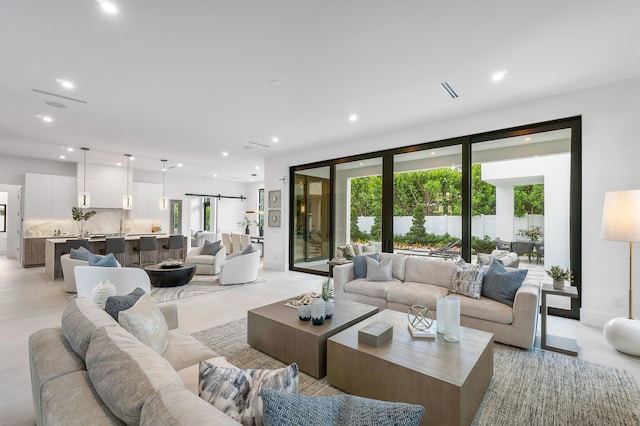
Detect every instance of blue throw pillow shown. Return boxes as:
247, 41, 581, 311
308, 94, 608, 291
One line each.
260, 390, 424, 426
88, 252, 118, 267
352, 253, 379, 279
70, 246, 91, 261
481, 260, 528, 307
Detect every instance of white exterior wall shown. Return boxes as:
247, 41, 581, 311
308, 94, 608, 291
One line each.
264, 75, 640, 327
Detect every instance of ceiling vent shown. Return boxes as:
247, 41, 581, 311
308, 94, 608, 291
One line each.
32, 88, 88, 104
440, 82, 459, 99
248, 141, 270, 148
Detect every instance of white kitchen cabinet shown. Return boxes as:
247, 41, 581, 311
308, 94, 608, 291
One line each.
130, 182, 163, 218
24, 173, 76, 218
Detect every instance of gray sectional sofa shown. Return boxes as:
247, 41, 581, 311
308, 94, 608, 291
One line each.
333, 253, 541, 349
29, 298, 240, 425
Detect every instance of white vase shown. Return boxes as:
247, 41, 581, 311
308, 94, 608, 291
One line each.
444, 296, 460, 343
92, 280, 116, 309
311, 297, 325, 325
298, 304, 311, 321
436, 296, 447, 334
324, 299, 334, 319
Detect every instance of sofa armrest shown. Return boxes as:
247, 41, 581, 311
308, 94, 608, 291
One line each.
159, 303, 179, 330
333, 263, 355, 296
509, 278, 541, 348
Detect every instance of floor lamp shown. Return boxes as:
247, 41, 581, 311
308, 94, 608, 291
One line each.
601, 189, 640, 356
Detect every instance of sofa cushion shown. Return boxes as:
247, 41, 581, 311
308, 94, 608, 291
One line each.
201, 239, 222, 256
482, 260, 528, 307
387, 282, 449, 309
260, 390, 424, 426
365, 256, 393, 281
379, 252, 407, 281
188, 254, 216, 265
455, 294, 514, 324
41, 370, 122, 426
449, 262, 484, 299
86, 325, 184, 425
141, 384, 240, 426
61, 298, 119, 361
404, 256, 458, 288
70, 246, 91, 261
163, 329, 217, 371
344, 278, 402, 299
353, 253, 379, 279
199, 362, 299, 426
104, 287, 146, 320
118, 293, 169, 355
88, 252, 119, 267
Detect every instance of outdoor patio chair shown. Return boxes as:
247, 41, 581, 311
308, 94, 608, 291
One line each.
428, 240, 461, 260
511, 241, 534, 263
534, 242, 544, 264
495, 238, 512, 251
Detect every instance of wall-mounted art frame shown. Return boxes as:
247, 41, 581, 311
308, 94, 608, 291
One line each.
268, 190, 281, 208
268, 210, 281, 227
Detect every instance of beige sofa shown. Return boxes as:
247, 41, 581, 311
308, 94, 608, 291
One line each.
333, 253, 541, 349
29, 298, 240, 425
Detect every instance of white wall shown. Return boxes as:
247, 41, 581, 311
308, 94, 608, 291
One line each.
264, 76, 640, 327
0, 192, 7, 254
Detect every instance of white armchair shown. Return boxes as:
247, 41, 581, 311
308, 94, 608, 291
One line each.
219, 249, 260, 285
74, 266, 151, 298
60, 253, 121, 293
186, 245, 227, 275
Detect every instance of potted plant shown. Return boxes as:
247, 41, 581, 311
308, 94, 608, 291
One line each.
238, 216, 254, 235
545, 265, 573, 290
322, 277, 334, 319
71, 207, 96, 237
517, 225, 544, 242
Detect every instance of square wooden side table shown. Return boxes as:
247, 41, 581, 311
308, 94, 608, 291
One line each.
540, 284, 579, 356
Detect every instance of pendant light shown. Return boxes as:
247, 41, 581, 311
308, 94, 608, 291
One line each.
159, 159, 169, 210
78, 147, 91, 208
123, 154, 132, 210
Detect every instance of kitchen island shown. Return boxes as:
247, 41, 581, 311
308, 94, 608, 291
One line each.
45, 234, 187, 279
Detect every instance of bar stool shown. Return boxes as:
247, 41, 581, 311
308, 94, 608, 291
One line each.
64, 239, 89, 254
133, 236, 157, 267
162, 235, 184, 261
105, 237, 126, 266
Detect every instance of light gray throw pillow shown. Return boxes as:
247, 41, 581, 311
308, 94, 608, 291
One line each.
365, 256, 393, 281
118, 293, 169, 355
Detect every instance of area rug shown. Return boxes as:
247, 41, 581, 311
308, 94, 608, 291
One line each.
193, 319, 640, 426
150, 276, 265, 303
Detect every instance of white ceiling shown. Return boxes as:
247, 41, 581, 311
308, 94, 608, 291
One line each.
1, 1, 639, 183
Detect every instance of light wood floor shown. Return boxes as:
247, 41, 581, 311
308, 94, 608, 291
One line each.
1, 256, 638, 425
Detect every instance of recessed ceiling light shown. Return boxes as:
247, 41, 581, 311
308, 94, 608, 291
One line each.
359, 162, 364, 166
213, 174, 218, 178
222, 152, 229, 157
59, 155, 66, 159
41, 115, 53, 123
56, 79, 74, 89
255, 166, 260, 170
272, 137, 279, 143
130, 156, 135, 160
67, 147, 74, 152
116, 162, 122, 166
177, 163, 183, 167
492, 71, 507, 81
349, 114, 358, 122
97, 0, 118, 14
524, 136, 532, 141
430, 151, 436, 155
250, 179, 255, 182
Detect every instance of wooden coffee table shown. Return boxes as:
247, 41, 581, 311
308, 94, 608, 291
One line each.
327, 309, 494, 426
247, 299, 378, 378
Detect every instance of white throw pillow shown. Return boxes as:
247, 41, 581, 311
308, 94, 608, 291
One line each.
365, 256, 393, 281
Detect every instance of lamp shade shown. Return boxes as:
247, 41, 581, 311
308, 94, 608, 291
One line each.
600, 190, 640, 242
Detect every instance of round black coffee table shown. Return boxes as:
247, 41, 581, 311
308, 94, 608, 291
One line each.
144, 263, 196, 287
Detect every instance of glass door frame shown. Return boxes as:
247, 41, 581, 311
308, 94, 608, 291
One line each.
289, 116, 581, 319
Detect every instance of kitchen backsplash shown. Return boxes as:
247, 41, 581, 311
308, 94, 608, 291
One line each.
23, 208, 169, 237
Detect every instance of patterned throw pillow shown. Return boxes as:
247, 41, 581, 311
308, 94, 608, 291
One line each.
450, 261, 484, 299
201, 239, 221, 256
476, 253, 493, 265
104, 287, 146, 320
260, 389, 425, 426
118, 293, 169, 354
199, 362, 299, 426
365, 257, 393, 281
343, 245, 356, 259
481, 260, 528, 307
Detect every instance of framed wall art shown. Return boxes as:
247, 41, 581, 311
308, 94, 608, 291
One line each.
268, 190, 281, 208
268, 210, 281, 227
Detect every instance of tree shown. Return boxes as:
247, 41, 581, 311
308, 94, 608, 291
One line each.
409, 204, 427, 241
514, 184, 544, 217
